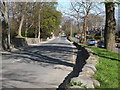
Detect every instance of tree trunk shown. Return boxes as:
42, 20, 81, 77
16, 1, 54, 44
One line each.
104, 2, 116, 52
25, 19, 28, 37
7, 10, 11, 50
38, 13, 41, 41
83, 17, 87, 43
0, 20, 2, 50
35, 26, 38, 38
1, 2, 11, 50
70, 21, 72, 36
17, 15, 24, 38
77, 19, 81, 33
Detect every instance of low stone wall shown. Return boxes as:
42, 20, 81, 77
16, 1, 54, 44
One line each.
2, 37, 55, 50
11, 38, 28, 48
58, 42, 90, 89
70, 47, 100, 88
56, 37, 100, 89
25, 38, 40, 45
11, 38, 40, 48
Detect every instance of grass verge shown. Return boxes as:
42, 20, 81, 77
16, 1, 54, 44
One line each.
81, 44, 119, 88
69, 37, 120, 88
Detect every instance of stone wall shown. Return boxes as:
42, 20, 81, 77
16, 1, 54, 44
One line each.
70, 46, 100, 88
24, 38, 40, 45
2, 38, 40, 50
11, 38, 40, 48
64, 37, 100, 89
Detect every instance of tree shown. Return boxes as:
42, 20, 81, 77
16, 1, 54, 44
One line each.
62, 17, 78, 36
40, 2, 62, 39
16, 2, 28, 38
66, 2, 105, 42
1, 1, 62, 50
104, 2, 116, 52
62, 20, 71, 35
87, 14, 104, 30
1, 1, 11, 50
70, 2, 82, 33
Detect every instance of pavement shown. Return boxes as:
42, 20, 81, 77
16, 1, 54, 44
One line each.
2, 36, 77, 88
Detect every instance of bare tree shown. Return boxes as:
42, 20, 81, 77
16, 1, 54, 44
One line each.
87, 14, 104, 30
70, 2, 83, 33
65, 2, 105, 42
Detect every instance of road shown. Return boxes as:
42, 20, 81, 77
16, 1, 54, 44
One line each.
2, 36, 77, 88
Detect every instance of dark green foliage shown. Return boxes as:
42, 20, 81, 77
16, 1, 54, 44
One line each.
40, 3, 62, 37
70, 81, 83, 86
94, 36, 104, 40
2, 2, 62, 39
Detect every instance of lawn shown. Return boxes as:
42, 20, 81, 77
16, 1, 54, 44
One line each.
80, 44, 120, 88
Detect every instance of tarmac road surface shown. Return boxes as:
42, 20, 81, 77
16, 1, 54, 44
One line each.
2, 36, 77, 88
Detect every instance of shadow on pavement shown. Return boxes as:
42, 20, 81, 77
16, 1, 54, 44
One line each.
3, 45, 75, 68
45, 43, 72, 45
57, 42, 90, 89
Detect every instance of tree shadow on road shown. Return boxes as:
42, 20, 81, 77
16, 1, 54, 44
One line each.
57, 42, 90, 90
3, 45, 75, 68
20, 45, 76, 54
3, 42, 87, 89
2, 44, 77, 88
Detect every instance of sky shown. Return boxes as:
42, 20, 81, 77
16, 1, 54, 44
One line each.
57, 1, 105, 17
57, 1, 71, 15
57, 1, 119, 21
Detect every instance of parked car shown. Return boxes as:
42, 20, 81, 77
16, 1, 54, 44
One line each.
97, 40, 105, 48
75, 35, 80, 39
87, 40, 97, 46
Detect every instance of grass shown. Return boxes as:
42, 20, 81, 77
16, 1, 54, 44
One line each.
70, 81, 83, 86
69, 37, 120, 88
70, 81, 87, 88
80, 44, 120, 88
